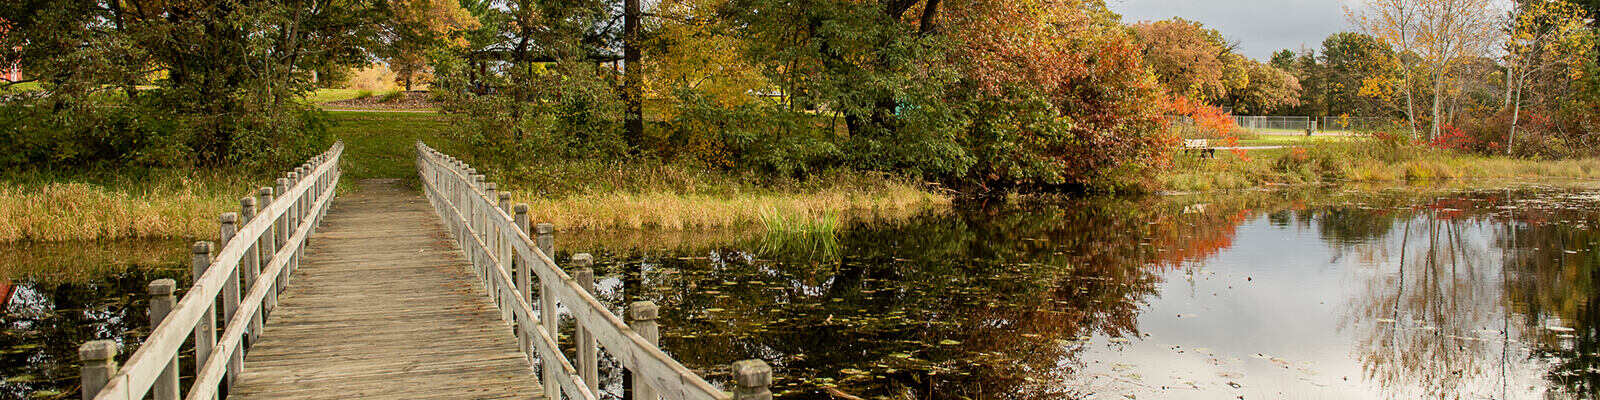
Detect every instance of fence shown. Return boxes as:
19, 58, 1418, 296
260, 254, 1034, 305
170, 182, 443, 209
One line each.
414, 141, 772, 400
78, 142, 343, 400
1232, 116, 1311, 132
1318, 116, 1386, 132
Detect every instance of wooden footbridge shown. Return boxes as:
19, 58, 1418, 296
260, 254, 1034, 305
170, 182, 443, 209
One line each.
76, 142, 773, 400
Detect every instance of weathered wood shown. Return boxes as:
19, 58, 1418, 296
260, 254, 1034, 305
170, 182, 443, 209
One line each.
239, 197, 264, 345
535, 222, 558, 397
190, 241, 218, 400
228, 179, 541, 400
630, 301, 661, 400
147, 280, 179, 400
219, 213, 243, 389
416, 142, 733, 400
730, 360, 773, 400
574, 254, 598, 396
84, 143, 342, 400
513, 204, 533, 364
79, 341, 118, 400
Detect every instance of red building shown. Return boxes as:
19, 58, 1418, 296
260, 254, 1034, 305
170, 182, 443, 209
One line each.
1, 19, 14, 82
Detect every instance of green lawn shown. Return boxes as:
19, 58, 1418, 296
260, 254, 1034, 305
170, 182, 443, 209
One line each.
326, 110, 460, 183
1236, 134, 1362, 147
307, 88, 378, 104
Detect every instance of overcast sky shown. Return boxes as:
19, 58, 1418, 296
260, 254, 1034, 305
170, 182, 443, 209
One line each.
1107, 0, 1358, 60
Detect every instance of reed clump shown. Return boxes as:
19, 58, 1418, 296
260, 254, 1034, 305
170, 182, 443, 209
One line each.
1158, 140, 1600, 192
0, 170, 253, 242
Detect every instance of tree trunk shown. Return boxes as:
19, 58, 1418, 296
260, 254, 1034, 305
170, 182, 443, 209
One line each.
1430, 71, 1445, 141
623, 0, 644, 153
1507, 73, 1524, 155
1403, 68, 1419, 141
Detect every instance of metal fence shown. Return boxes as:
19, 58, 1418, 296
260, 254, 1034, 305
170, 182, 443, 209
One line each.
1170, 115, 1392, 135
1318, 116, 1386, 132
1232, 116, 1311, 132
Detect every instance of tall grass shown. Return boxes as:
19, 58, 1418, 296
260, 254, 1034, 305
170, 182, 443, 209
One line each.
1158, 140, 1600, 192
0, 169, 255, 242
510, 181, 945, 232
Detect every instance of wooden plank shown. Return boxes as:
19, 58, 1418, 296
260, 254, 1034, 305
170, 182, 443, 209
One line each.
226, 178, 542, 400
416, 143, 725, 400
93, 143, 344, 400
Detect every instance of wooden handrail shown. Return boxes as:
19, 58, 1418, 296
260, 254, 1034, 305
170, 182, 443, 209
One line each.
82, 142, 344, 400
415, 142, 769, 400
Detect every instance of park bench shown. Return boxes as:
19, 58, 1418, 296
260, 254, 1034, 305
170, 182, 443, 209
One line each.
1183, 139, 1216, 158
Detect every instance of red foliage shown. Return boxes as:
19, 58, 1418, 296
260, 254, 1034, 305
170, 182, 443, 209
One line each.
1429, 124, 1475, 150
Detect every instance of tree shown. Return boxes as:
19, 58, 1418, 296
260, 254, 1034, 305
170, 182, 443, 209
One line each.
1320, 32, 1398, 119
0, 0, 381, 168
380, 0, 478, 90
1503, 0, 1593, 153
1351, 0, 1502, 140
1130, 18, 1232, 101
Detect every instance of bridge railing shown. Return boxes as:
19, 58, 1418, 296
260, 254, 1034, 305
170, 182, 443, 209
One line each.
415, 142, 774, 400
78, 142, 344, 400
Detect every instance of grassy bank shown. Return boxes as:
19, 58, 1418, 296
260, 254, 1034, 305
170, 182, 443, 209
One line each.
1159, 140, 1600, 192
330, 111, 949, 232
0, 169, 257, 242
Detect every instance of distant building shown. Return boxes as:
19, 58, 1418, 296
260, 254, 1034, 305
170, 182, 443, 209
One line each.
0, 19, 15, 82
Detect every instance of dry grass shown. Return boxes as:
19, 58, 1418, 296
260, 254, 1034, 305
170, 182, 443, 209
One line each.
0, 170, 255, 242
1158, 141, 1600, 192
509, 180, 947, 231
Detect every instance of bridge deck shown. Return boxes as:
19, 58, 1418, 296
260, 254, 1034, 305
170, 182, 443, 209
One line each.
231, 179, 542, 399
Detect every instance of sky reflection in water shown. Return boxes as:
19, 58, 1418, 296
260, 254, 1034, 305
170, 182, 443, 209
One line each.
567, 187, 1599, 399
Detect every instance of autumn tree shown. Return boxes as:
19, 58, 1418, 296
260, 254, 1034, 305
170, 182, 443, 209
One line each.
1503, 0, 1593, 153
1351, 0, 1502, 140
1320, 32, 1399, 119
1130, 18, 1232, 101
380, 0, 478, 90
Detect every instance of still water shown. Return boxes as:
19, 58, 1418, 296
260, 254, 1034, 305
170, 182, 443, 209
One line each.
3, 186, 1598, 399
564, 186, 1599, 399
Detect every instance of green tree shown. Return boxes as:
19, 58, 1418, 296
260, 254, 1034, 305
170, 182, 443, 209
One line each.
0, 0, 381, 169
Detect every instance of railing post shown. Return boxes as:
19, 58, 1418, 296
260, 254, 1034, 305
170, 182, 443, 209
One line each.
285, 171, 301, 280
536, 222, 557, 397
78, 340, 118, 400
257, 187, 280, 314
274, 178, 291, 293
219, 213, 242, 388
513, 204, 532, 363
148, 279, 179, 400
573, 254, 598, 395
731, 360, 773, 400
240, 197, 264, 344
537, 223, 555, 258
629, 301, 660, 400
497, 192, 513, 323
191, 241, 218, 400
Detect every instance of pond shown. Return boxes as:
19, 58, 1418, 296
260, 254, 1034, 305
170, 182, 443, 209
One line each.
0, 239, 190, 399
3, 185, 1598, 399
558, 185, 1599, 399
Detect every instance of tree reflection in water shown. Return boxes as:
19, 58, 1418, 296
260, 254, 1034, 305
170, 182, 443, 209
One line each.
568, 187, 1598, 399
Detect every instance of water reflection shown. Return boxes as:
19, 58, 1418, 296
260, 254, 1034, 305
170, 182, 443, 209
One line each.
0, 240, 188, 399
566, 187, 1599, 399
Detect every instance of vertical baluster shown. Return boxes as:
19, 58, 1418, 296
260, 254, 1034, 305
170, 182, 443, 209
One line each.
484, 182, 501, 315
536, 222, 557, 397
513, 204, 533, 364
731, 360, 774, 400
274, 178, 289, 291
574, 254, 598, 395
191, 241, 218, 400
219, 213, 242, 388
629, 302, 660, 400
497, 192, 513, 323
285, 172, 300, 281
148, 279, 179, 400
240, 197, 264, 344
258, 188, 279, 314
78, 341, 118, 400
